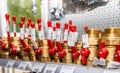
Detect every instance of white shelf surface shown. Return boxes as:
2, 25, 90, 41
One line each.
0, 58, 120, 73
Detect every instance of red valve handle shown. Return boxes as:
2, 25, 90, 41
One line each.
48, 40, 57, 55
47, 20, 52, 27
84, 26, 88, 31
53, 27, 56, 31
98, 41, 108, 58
27, 22, 31, 28
5, 13, 10, 21
37, 18, 41, 24
20, 22, 24, 28
80, 48, 90, 64
71, 46, 79, 59
9, 42, 17, 55
56, 22, 60, 29
0, 39, 6, 51
64, 23, 69, 30
20, 39, 30, 52
28, 18, 32, 23
114, 51, 120, 62
56, 42, 66, 58
34, 48, 42, 55
21, 16, 25, 22
31, 22, 35, 28
98, 48, 108, 58
38, 24, 42, 31
12, 15, 16, 24
69, 20, 72, 25
114, 44, 120, 62
58, 50, 66, 58
100, 41, 105, 49
116, 44, 120, 52
70, 25, 76, 32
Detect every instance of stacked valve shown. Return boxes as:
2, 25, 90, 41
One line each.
83, 27, 100, 66
1, 13, 120, 68
99, 27, 120, 66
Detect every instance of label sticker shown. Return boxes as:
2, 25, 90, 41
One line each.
52, 31, 56, 40
99, 58, 106, 66
93, 57, 99, 66
13, 24, 16, 32
43, 64, 58, 73
6, 60, 16, 68
47, 27, 53, 40
60, 66, 76, 73
82, 34, 89, 48
107, 61, 120, 69
56, 29, 61, 42
20, 28, 24, 39
32, 63, 45, 72
63, 30, 68, 41
31, 29, 35, 41
75, 32, 78, 42
68, 32, 75, 46
38, 31, 42, 40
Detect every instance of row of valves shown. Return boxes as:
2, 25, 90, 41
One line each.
0, 13, 120, 68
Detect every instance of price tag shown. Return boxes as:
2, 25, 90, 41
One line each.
107, 61, 120, 69
31, 29, 35, 41
63, 30, 68, 41
6, 60, 16, 68
43, 64, 58, 73
75, 32, 78, 42
39, 31, 42, 40
56, 29, 61, 42
13, 24, 16, 32
6, 22, 9, 32
17, 61, 28, 70
26, 28, 29, 37
47, 27, 53, 40
32, 63, 45, 72
32, 40, 38, 49
82, 34, 89, 43
82, 34, 89, 48
52, 31, 56, 40
68, 32, 75, 46
99, 58, 106, 66
60, 66, 76, 73
20, 28, 24, 39
93, 57, 99, 66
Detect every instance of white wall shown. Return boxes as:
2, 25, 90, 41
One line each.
55, 0, 120, 39
0, 0, 8, 37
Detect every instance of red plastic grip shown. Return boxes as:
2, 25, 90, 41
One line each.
12, 15, 16, 24
47, 20, 52, 27
56, 22, 60, 29
5, 13, 10, 21
21, 16, 25, 22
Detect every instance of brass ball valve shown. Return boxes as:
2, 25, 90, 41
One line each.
98, 41, 108, 59
47, 20, 57, 55
80, 48, 90, 64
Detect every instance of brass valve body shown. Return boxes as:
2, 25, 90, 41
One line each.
62, 42, 72, 64
10, 37, 21, 60
101, 27, 120, 45
87, 46, 98, 66
40, 39, 51, 62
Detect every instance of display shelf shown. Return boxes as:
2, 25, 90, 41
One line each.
0, 58, 120, 73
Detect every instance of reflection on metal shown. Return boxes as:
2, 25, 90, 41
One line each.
50, 8, 65, 21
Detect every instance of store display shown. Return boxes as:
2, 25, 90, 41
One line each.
0, 13, 120, 70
